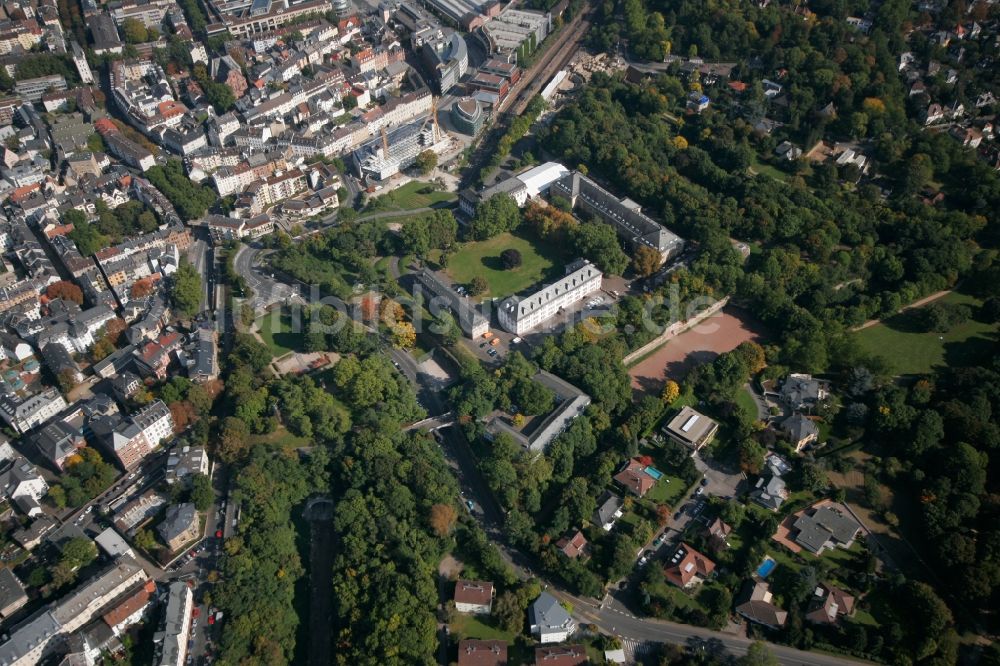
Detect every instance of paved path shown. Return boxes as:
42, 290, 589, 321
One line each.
852, 290, 952, 331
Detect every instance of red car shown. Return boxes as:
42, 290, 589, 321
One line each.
193, 608, 201, 618
215, 530, 223, 538
208, 616, 215, 625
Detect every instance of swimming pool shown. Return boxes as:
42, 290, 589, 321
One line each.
645, 466, 664, 480
756, 557, 777, 578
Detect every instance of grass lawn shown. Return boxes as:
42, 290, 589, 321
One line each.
749, 155, 790, 182
256, 313, 304, 359
735, 387, 758, 420
369, 181, 456, 212
853, 291, 997, 375
447, 231, 562, 300
247, 426, 312, 451
450, 614, 516, 642
644, 473, 689, 508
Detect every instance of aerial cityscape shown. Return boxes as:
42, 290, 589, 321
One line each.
0, 0, 995, 663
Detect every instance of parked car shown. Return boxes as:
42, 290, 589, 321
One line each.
695, 487, 704, 496
700, 477, 709, 486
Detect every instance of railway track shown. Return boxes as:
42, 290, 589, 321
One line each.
501, 7, 592, 116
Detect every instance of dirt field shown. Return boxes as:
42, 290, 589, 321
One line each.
628, 308, 764, 395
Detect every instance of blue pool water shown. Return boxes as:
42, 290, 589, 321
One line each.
645, 466, 664, 480
757, 557, 777, 578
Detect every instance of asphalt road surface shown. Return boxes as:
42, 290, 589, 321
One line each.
556, 590, 870, 666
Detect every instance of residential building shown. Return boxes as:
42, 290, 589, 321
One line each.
111, 371, 142, 403
102, 579, 156, 635
0, 568, 28, 619
592, 492, 623, 531
417, 268, 489, 338
204, 214, 274, 243
158, 502, 199, 551
498, 259, 602, 335
778, 374, 827, 411
458, 639, 507, 666
153, 581, 192, 666
781, 413, 819, 452
0, 557, 147, 666
534, 645, 588, 665
805, 584, 855, 625
0, 387, 67, 434
529, 591, 576, 644
556, 530, 587, 559
790, 505, 861, 555
485, 371, 590, 452
454, 580, 495, 614
0, 455, 49, 507
662, 406, 719, 453
706, 518, 732, 550
114, 490, 168, 534
165, 445, 209, 486
551, 171, 684, 264
664, 543, 715, 588
93, 400, 173, 469
735, 581, 787, 629
94, 527, 135, 561
14, 75, 67, 103
750, 473, 787, 512
613, 458, 657, 497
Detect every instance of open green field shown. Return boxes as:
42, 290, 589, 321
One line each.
447, 231, 562, 299
369, 181, 456, 212
247, 426, 312, 451
853, 292, 997, 375
257, 313, 304, 359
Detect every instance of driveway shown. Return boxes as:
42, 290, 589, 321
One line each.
693, 451, 745, 499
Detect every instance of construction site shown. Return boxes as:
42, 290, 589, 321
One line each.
350, 100, 451, 182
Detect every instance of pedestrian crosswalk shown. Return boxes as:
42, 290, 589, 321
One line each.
621, 636, 656, 663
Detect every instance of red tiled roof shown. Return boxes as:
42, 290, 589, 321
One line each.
534, 645, 588, 665
102, 579, 155, 628
613, 459, 655, 496
664, 543, 715, 587
454, 580, 494, 607
556, 531, 587, 558
458, 639, 507, 666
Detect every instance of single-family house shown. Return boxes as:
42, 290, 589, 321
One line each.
781, 413, 819, 452
735, 581, 787, 629
458, 639, 507, 666
592, 492, 623, 531
778, 374, 826, 411
454, 580, 495, 614
534, 645, 588, 665
664, 543, 715, 588
613, 458, 656, 497
556, 530, 588, 559
529, 592, 576, 644
790, 505, 861, 555
706, 518, 732, 550
805, 584, 855, 625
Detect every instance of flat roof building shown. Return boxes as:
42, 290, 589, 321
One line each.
416, 268, 489, 338
663, 406, 719, 453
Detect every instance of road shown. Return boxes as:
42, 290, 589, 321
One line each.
851, 289, 951, 330
556, 589, 869, 666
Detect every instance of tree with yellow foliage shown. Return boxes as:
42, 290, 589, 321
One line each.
392, 321, 416, 348
672, 135, 688, 150
661, 380, 680, 405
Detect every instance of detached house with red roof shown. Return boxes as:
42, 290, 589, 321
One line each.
664, 543, 715, 588
535, 644, 589, 665
459, 639, 507, 666
613, 458, 656, 497
454, 580, 495, 614
556, 530, 587, 559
